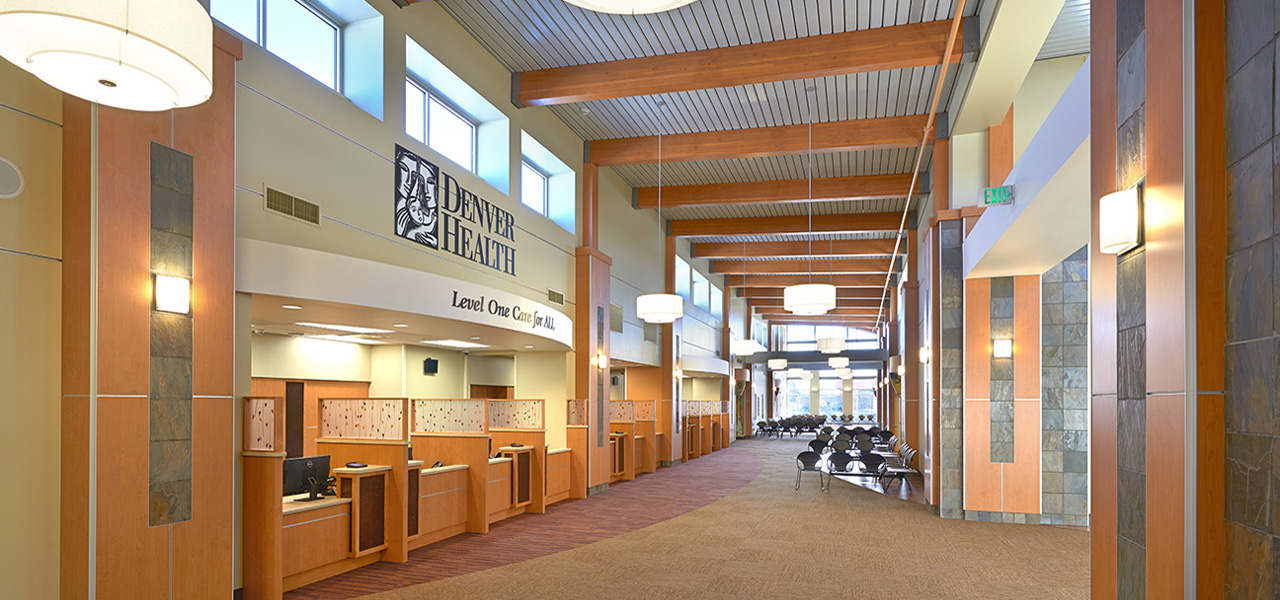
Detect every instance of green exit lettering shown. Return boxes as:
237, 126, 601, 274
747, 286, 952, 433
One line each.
982, 185, 1015, 206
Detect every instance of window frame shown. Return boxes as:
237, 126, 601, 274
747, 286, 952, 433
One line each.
260, 0, 343, 93
520, 159, 550, 216
405, 76, 480, 173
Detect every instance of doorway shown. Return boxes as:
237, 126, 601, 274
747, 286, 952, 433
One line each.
469, 384, 514, 399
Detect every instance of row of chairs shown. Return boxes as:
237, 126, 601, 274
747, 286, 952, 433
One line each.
754, 415, 827, 438
795, 431, 920, 492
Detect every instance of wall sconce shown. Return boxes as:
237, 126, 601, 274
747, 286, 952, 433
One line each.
1099, 185, 1142, 254
592, 350, 608, 369
153, 273, 191, 315
896, 364, 905, 377
992, 339, 1013, 359
919, 346, 931, 364
673, 366, 683, 379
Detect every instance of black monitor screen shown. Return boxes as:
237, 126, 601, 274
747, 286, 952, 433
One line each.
282, 455, 331, 497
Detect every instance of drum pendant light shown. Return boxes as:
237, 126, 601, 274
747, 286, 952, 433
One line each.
561, 0, 699, 14
0, 0, 214, 112
637, 100, 685, 324
784, 84, 836, 316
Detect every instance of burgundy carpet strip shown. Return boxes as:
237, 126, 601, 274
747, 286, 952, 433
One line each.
285, 446, 764, 600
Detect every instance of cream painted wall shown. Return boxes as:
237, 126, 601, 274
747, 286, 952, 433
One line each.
0, 63, 61, 600
515, 352, 573, 448
404, 345, 466, 399
950, 131, 990, 208
369, 345, 406, 396
231, 1, 583, 326
687, 377, 722, 403
468, 355, 515, 387
609, 369, 625, 400
250, 334, 373, 382
1012, 56, 1089, 164
600, 164, 662, 367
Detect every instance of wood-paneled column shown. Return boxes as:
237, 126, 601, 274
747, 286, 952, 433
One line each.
60, 28, 241, 599
661, 234, 683, 465
903, 227, 921, 463
575, 162, 612, 493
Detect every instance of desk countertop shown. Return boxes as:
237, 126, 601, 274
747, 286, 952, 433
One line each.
420, 463, 468, 475
488, 457, 512, 465
333, 464, 392, 475
547, 447, 570, 455
407, 460, 424, 468
282, 493, 351, 516
498, 445, 532, 452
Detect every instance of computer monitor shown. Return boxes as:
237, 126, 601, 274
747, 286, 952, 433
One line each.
283, 455, 331, 501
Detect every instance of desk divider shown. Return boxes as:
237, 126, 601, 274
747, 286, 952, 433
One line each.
565, 399, 589, 498
632, 400, 658, 474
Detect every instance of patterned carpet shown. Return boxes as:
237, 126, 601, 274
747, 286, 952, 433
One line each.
297, 438, 1090, 600
285, 446, 764, 599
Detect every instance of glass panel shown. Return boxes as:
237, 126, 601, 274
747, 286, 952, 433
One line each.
853, 391, 877, 419
818, 379, 842, 415
265, 0, 338, 90
691, 269, 709, 312
428, 96, 475, 171
520, 161, 547, 214
212, 0, 259, 43
709, 287, 722, 319
783, 378, 810, 417
405, 80, 426, 143
674, 258, 691, 300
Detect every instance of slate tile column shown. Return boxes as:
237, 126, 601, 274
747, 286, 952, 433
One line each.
989, 277, 1015, 463
938, 219, 965, 519
149, 142, 195, 526
1224, 0, 1280, 596
1042, 246, 1090, 527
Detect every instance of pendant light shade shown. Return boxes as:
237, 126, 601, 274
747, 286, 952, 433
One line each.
561, 0, 699, 14
767, 358, 788, 371
636, 293, 683, 324
0, 0, 214, 112
836, 367, 853, 379
817, 336, 845, 354
784, 283, 837, 316
828, 356, 849, 369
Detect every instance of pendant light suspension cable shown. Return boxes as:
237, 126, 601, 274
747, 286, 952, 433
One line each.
635, 99, 683, 324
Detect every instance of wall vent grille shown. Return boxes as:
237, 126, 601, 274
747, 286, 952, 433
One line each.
547, 289, 565, 305
643, 323, 659, 343
264, 186, 321, 226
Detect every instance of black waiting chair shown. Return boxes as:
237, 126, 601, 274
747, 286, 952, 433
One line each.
859, 453, 886, 483
796, 451, 825, 491
808, 439, 828, 454
826, 452, 858, 490
883, 448, 920, 489
831, 439, 851, 453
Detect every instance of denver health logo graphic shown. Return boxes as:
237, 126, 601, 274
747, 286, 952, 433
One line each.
394, 144, 517, 276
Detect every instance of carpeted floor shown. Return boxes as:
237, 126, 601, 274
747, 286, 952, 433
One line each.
308, 438, 1090, 600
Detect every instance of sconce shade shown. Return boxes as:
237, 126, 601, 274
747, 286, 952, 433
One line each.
1099, 187, 1141, 254
154, 274, 191, 315
993, 339, 1013, 359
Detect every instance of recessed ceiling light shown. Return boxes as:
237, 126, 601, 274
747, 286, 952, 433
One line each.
524, 345, 535, 349
282, 304, 302, 310
309, 334, 384, 345
393, 323, 409, 328
295, 322, 393, 334
470, 336, 482, 340
421, 339, 489, 349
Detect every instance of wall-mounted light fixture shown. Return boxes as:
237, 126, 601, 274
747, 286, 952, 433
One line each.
992, 339, 1013, 359
919, 346, 931, 364
896, 364, 905, 377
153, 273, 190, 315
767, 358, 788, 371
591, 350, 608, 369
1099, 185, 1142, 254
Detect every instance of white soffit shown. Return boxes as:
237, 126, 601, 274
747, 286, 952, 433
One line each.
952, 0, 1066, 134
964, 58, 1091, 279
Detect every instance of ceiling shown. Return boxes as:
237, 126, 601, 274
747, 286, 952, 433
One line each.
432, 0, 1090, 328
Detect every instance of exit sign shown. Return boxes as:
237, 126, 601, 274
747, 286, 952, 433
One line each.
982, 185, 1015, 206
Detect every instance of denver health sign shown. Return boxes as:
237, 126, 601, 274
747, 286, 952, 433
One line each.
393, 144, 518, 276
236, 239, 573, 348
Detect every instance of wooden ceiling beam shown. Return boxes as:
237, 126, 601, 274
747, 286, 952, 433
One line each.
695, 239, 898, 259
636, 173, 914, 209
516, 19, 970, 106
713, 258, 892, 275
670, 212, 901, 237
724, 274, 888, 288
589, 115, 928, 166
748, 297, 884, 309
740, 287, 883, 299
754, 307, 880, 317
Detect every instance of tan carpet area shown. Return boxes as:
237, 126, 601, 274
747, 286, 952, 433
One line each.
357, 438, 1090, 600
